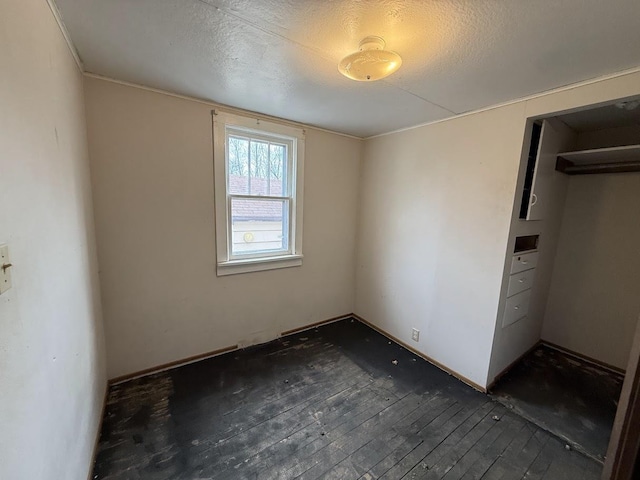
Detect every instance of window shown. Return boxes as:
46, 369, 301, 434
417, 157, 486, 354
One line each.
213, 111, 304, 276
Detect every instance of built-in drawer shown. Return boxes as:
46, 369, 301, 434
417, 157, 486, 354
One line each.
510, 251, 539, 274
507, 268, 536, 298
502, 289, 531, 328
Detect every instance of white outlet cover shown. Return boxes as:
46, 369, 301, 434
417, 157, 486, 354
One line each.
411, 328, 420, 342
0, 244, 12, 294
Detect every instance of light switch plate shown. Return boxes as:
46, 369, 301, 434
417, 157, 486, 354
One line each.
0, 244, 12, 294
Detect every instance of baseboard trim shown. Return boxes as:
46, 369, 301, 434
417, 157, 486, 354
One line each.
352, 314, 487, 393
486, 341, 542, 392
541, 340, 625, 376
281, 314, 352, 336
109, 344, 238, 385
487, 340, 625, 392
86, 384, 108, 480
108, 314, 355, 385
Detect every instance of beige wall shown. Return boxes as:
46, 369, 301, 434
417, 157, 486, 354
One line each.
543, 173, 640, 370
84, 77, 362, 379
357, 70, 640, 388
0, 1, 106, 479
356, 104, 527, 388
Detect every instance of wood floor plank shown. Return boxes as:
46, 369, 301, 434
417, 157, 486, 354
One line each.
92, 319, 603, 480
365, 402, 466, 479
490, 344, 622, 462
208, 368, 402, 478
541, 435, 602, 480
317, 457, 363, 480
253, 391, 418, 480
498, 429, 550, 480
349, 394, 454, 474
283, 391, 427, 480
396, 402, 498, 479
520, 435, 558, 480
377, 401, 495, 479
209, 381, 373, 471
312, 391, 439, 480
416, 405, 501, 479
477, 423, 538, 479
438, 411, 509, 480
458, 414, 529, 480
212, 380, 385, 479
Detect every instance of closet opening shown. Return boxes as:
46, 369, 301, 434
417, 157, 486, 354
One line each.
488, 97, 640, 475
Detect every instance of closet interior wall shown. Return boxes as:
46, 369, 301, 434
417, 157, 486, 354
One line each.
542, 123, 640, 371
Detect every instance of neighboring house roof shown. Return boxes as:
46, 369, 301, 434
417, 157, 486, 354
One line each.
229, 175, 285, 222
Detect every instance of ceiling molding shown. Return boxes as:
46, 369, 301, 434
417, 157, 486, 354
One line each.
83, 72, 364, 141
46, 0, 83, 72
85, 64, 640, 143
366, 65, 640, 140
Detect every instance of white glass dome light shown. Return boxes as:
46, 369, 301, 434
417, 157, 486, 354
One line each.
338, 36, 402, 82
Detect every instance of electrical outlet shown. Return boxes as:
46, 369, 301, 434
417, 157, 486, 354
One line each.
411, 328, 420, 342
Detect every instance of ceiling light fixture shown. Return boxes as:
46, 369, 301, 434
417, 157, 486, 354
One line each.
338, 36, 402, 82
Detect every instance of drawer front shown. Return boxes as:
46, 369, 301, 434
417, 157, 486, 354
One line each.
510, 251, 539, 274
507, 268, 536, 297
503, 289, 531, 327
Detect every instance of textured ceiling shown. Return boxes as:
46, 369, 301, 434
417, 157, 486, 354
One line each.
55, 0, 640, 137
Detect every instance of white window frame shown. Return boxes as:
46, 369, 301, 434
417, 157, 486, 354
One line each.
213, 110, 304, 276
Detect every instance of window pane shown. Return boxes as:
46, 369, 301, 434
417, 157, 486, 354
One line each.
228, 131, 288, 198
249, 140, 270, 195
269, 144, 286, 196
228, 136, 249, 194
231, 197, 289, 255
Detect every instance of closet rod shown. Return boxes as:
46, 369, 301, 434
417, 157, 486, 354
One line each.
556, 158, 640, 175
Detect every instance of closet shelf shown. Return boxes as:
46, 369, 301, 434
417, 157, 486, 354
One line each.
556, 144, 640, 175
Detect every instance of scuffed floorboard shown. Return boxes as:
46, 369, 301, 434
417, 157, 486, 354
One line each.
93, 319, 602, 479
490, 344, 623, 463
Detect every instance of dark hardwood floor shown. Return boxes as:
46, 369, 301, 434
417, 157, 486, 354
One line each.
93, 319, 602, 479
491, 344, 623, 463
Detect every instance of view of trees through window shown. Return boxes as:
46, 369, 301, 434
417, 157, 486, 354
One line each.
228, 135, 286, 196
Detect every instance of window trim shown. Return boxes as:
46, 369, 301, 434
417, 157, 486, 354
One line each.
213, 110, 305, 276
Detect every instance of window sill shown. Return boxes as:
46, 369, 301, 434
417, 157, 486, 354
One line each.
217, 254, 303, 276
